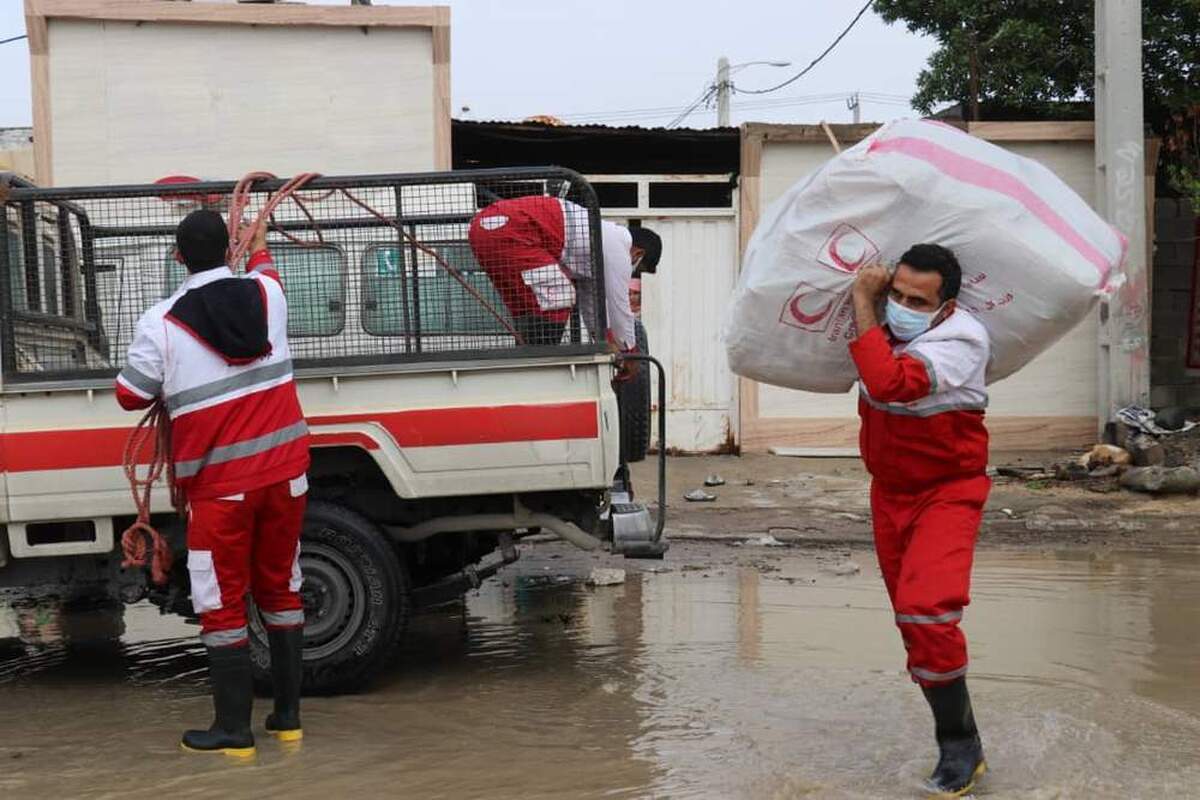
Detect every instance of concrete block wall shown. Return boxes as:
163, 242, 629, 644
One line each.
1150, 198, 1200, 408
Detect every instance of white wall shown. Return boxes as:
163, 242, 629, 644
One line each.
47, 20, 438, 185
753, 138, 1100, 426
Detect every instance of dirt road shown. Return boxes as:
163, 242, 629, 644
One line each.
633, 453, 1200, 548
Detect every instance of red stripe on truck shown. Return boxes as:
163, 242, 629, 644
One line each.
318, 402, 599, 448
0, 401, 599, 472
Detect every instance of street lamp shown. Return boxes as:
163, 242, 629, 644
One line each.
716, 57, 792, 126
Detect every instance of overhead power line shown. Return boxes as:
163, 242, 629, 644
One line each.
735, 0, 875, 96
1, 34, 29, 46
666, 84, 719, 129
553, 89, 914, 126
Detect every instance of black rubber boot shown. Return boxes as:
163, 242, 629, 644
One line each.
263, 627, 304, 741
181, 644, 256, 756
921, 678, 986, 797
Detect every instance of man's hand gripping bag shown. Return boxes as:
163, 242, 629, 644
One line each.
724, 119, 1126, 393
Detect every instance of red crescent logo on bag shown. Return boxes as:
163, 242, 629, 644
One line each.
779, 283, 841, 333
789, 294, 834, 325
818, 223, 878, 273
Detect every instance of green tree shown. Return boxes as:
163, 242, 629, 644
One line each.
873, 0, 1200, 208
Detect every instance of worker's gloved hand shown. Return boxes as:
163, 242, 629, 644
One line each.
613, 346, 640, 383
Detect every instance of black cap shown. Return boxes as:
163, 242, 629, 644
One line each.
176, 209, 229, 273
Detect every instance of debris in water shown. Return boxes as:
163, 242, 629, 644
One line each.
704, 474, 726, 486
685, 489, 717, 502
739, 534, 785, 547
1000, 508, 1015, 517
821, 560, 861, 576
588, 568, 627, 587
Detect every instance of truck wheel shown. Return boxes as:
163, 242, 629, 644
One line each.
249, 501, 410, 694
618, 320, 653, 463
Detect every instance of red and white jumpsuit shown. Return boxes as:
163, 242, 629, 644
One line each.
115, 250, 310, 650
848, 310, 990, 687
467, 196, 637, 348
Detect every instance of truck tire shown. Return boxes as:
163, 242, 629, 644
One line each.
618, 320, 652, 463
249, 501, 410, 694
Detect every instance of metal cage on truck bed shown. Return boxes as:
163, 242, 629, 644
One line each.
0, 168, 608, 385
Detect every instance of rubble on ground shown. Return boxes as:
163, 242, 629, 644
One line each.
998, 407, 1200, 497
1120, 466, 1200, 495
587, 568, 627, 587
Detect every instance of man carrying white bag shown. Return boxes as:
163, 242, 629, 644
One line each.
727, 119, 1123, 391
726, 119, 1124, 798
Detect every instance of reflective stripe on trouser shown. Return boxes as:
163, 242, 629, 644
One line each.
202, 626, 249, 648
870, 474, 990, 687
187, 476, 308, 642
261, 609, 305, 628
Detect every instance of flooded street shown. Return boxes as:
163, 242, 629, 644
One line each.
2, 541, 1198, 799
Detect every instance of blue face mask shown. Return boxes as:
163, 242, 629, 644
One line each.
885, 297, 943, 342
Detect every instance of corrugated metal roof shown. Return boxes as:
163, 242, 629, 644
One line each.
452, 119, 740, 175
454, 119, 739, 135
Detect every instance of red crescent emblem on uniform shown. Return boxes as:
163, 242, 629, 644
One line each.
789, 294, 835, 325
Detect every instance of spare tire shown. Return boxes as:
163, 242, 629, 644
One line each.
618, 320, 652, 463
249, 501, 410, 694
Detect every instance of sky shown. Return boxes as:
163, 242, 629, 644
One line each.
0, 1, 938, 129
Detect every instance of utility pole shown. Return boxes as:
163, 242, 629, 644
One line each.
1095, 0, 1149, 422
848, 92, 861, 123
716, 56, 731, 127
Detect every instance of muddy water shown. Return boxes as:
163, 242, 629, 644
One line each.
1, 542, 1198, 799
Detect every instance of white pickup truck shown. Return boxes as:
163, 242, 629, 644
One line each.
0, 168, 665, 691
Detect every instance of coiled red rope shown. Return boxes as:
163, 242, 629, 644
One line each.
120, 401, 180, 586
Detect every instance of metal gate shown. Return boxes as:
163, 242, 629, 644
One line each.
592, 174, 739, 452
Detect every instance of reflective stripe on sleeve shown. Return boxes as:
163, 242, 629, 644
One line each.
118, 365, 162, 398
908, 349, 940, 394
896, 609, 963, 625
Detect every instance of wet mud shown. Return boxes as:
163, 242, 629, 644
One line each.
2, 541, 1198, 799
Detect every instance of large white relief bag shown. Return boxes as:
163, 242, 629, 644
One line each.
725, 119, 1125, 393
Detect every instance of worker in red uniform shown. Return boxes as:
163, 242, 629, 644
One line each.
467, 195, 660, 352
848, 243, 989, 797
116, 211, 309, 756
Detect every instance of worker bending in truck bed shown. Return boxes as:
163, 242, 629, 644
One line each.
848, 244, 989, 798
115, 211, 308, 756
468, 195, 661, 352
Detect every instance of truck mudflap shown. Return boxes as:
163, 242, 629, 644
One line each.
609, 354, 668, 559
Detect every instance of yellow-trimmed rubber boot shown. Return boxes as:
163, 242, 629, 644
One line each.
263, 626, 304, 742
181, 643, 256, 757
922, 678, 986, 798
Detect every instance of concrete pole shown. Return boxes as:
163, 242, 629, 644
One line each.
1095, 0, 1149, 424
717, 56, 731, 127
